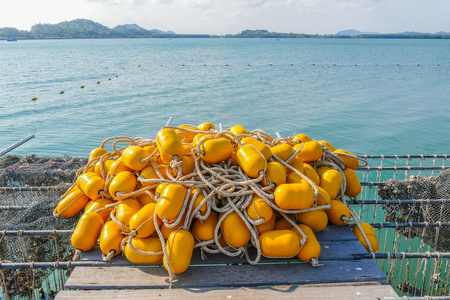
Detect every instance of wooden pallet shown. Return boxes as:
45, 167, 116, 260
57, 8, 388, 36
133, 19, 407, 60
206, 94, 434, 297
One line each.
57, 226, 399, 299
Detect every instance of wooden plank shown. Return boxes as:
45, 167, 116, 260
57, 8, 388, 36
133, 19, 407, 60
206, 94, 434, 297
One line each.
57, 283, 397, 300
315, 226, 359, 242
64, 259, 388, 290
82, 239, 366, 266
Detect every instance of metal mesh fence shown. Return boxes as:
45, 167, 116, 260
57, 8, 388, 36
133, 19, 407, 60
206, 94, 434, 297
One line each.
0, 155, 86, 299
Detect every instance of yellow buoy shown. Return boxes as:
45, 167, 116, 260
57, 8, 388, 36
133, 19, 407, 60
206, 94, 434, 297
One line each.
80, 85, 85, 88
274, 183, 315, 210
156, 128, 184, 164
84, 198, 113, 222
108, 171, 137, 200
116, 198, 142, 230
59, 91, 64, 94
270, 144, 295, 162
31, 97, 37, 101
287, 157, 303, 174
325, 200, 351, 226
55, 188, 89, 218
259, 230, 300, 258
71, 212, 104, 252
121, 146, 150, 171
256, 213, 276, 235
274, 217, 293, 230
99, 220, 126, 257
262, 161, 286, 188
197, 122, 215, 131
77, 172, 105, 200
156, 184, 187, 221
236, 144, 267, 178
316, 186, 331, 207
221, 211, 251, 248
292, 133, 312, 143
109, 157, 133, 176
200, 137, 233, 164
192, 212, 218, 241
129, 203, 161, 238
140, 164, 169, 186
125, 237, 163, 264
161, 214, 186, 239
318, 140, 336, 152
302, 163, 320, 186
297, 208, 328, 232
97, 81, 100, 84
164, 229, 194, 274
334, 149, 359, 170
94, 159, 114, 178
137, 188, 156, 206
88, 148, 108, 162
294, 141, 323, 162
353, 223, 379, 253
292, 224, 321, 263
343, 168, 362, 198
189, 188, 207, 216
229, 124, 247, 136
246, 195, 273, 225
240, 137, 272, 161
319, 169, 343, 199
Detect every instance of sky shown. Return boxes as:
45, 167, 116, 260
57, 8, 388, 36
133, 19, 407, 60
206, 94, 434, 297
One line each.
1, 0, 450, 35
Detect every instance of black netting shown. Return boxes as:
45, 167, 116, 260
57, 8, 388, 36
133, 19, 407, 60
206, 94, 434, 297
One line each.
0, 155, 87, 298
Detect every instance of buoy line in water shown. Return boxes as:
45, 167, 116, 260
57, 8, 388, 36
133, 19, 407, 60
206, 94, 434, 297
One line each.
29, 62, 442, 100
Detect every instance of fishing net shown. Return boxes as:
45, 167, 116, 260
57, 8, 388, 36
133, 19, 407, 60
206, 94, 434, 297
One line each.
378, 168, 450, 251
0, 154, 86, 298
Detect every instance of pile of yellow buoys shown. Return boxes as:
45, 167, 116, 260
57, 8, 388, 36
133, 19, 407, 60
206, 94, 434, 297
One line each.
55, 122, 379, 279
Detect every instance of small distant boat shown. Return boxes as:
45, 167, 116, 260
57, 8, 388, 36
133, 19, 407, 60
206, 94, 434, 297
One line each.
7, 38, 18, 42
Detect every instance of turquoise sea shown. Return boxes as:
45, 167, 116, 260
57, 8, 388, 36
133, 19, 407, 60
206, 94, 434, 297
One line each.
0, 38, 449, 157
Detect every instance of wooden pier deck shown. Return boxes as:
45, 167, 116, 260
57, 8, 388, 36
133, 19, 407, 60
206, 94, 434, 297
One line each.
57, 226, 398, 299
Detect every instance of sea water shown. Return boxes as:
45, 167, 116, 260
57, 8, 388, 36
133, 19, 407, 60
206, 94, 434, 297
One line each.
0, 38, 449, 157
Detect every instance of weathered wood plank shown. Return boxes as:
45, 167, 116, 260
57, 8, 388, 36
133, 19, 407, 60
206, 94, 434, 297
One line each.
64, 259, 387, 290
57, 283, 397, 300
315, 226, 359, 242
82, 239, 366, 267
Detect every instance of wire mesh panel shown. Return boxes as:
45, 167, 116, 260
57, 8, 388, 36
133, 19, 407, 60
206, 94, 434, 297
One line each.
0, 155, 86, 299
354, 155, 450, 297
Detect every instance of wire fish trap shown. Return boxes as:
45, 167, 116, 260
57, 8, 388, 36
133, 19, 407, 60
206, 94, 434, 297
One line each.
378, 169, 450, 251
352, 155, 450, 298
0, 154, 86, 299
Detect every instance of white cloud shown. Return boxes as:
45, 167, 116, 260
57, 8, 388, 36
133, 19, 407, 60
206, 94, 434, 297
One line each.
1, 0, 450, 35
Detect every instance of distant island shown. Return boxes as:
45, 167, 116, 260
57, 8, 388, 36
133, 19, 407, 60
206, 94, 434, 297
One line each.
1, 19, 449, 40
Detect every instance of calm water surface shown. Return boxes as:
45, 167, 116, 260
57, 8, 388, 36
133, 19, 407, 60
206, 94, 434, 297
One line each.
0, 38, 449, 157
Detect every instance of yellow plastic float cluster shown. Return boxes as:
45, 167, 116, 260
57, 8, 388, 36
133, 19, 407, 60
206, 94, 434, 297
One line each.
55, 122, 379, 277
